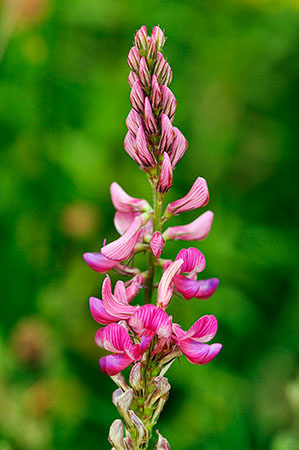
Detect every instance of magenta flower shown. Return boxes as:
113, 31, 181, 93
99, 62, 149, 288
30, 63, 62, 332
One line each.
172, 315, 222, 365
96, 323, 141, 376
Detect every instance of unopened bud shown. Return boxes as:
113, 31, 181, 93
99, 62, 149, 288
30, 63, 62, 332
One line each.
157, 153, 173, 193
109, 419, 125, 450
130, 80, 145, 114
154, 53, 172, 86
144, 97, 158, 135
155, 431, 170, 449
134, 25, 148, 54
168, 127, 188, 168
151, 75, 162, 111
124, 131, 142, 166
128, 70, 138, 88
136, 126, 155, 167
139, 57, 151, 89
147, 376, 171, 407
129, 411, 147, 446
159, 114, 174, 154
113, 388, 134, 427
126, 109, 142, 137
127, 46, 141, 73
161, 85, 177, 122
151, 26, 166, 52
150, 232, 165, 258
147, 36, 157, 63
111, 373, 129, 392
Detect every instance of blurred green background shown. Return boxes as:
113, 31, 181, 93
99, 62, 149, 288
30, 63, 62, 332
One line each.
0, 0, 298, 449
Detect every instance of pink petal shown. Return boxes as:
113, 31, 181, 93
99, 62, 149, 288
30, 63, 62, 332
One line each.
127, 46, 141, 73
124, 131, 142, 166
159, 114, 174, 154
83, 252, 118, 272
125, 274, 145, 302
129, 304, 172, 339
163, 210, 214, 241
165, 177, 209, 216
139, 57, 151, 89
178, 340, 222, 365
99, 353, 134, 376
195, 278, 219, 299
151, 74, 162, 110
89, 297, 119, 325
114, 280, 129, 304
102, 213, 148, 261
150, 232, 165, 258
95, 323, 141, 361
136, 125, 155, 167
173, 275, 219, 300
175, 247, 206, 273
144, 97, 158, 134
183, 315, 218, 342
114, 211, 137, 235
161, 85, 177, 121
157, 259, 184, 308
126, 109, 142, 137
102, 276, 137, 319
130, 79, 145, 114
110, 182, 151, 213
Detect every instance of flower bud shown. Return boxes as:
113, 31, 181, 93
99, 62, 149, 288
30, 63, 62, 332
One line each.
136, 126, 155, 167
129, 411, 147, 446
113, 388, 134, 427
130, 80, 145, 114
159, 114, 174, 154
144, 97, 158, 135
150, 232, 165, 258
147, 36, 157, 63
128, 70, 138, 88
151, 75, 162, 111
161, 85, 177, 121
154, 53, 172, 86
151, 26, 166, 52
157, 153, 173, 193
126, 109, 142, 137
155, 431, 170, 450
108, 419, 125, 450
147, 376, 171, 407
127, 46, 141, 73
134, 25, 148, 54
139, 57, 151, 89
124, 131, 142, 166
110, 373, 130, 392
168, 127, 188, 168
129, 362, 143, 391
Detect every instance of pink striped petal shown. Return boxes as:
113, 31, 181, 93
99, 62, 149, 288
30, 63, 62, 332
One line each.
150, 232, 165, 258
129, 304, 172, 339
151, 26, 166, 51
128, 71, 138, 88
165, 177, 209, 216
163, 211, 214, 241
151, 74, 162, 110
157, 152, 173, 193
130, 79, 145, 114
136, 126, 155, 167
102, 276, 137, 319
89, 297, 119, 325
83, 252, 118, 272
157, 259, 184, 308
168, 127, 188, 168
173, 315, 218, 343
126, 109, 142, 137
114, 280, 129, 304
95, 323, 141, 361
127, 46, 141, 73
125, 274, 145, 302
175, 247, 206, 273
144, 97, 158, 134
102, 213, 148, 261
114, 211, 137, 235
159, 114, 174, 154
124, 131, 142, 166
161, 85, 177, 121
99, 353, 134, 376
139, 57, 151, 88
110, 182, 151, 213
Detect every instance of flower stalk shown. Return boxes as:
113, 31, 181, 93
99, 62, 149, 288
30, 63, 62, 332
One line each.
84, 25, 222, 449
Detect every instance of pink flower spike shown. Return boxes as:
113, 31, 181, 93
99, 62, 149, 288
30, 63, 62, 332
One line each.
161, 85, 177, 121
163, 210, 214, 242
130, 79, 145, 114
159, 114, 174, 154
126, 109, 142, 137
110, 182, 151, 213
168, 127, 188, 168
150, 232, 165, 258
157, 259, 184, 308
139, 57, 151, 88
157, 152, 173, 193
101, 213, 149, 262
136, 126, 155, 167
151, 74, 162, 110
165, 177, 209, 217
151, 26, 166, 52
144, 97, 158, 135
127, 46, 141, 73
134, 25, 148, 53
83, 252, 118, 272
128, 70, 138, 88
129, 304, 172, 339
175, 247, 206, 273
124, 131, 142, 166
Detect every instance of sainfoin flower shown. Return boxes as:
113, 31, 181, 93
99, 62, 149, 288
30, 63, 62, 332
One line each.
83, 25, 222, 449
